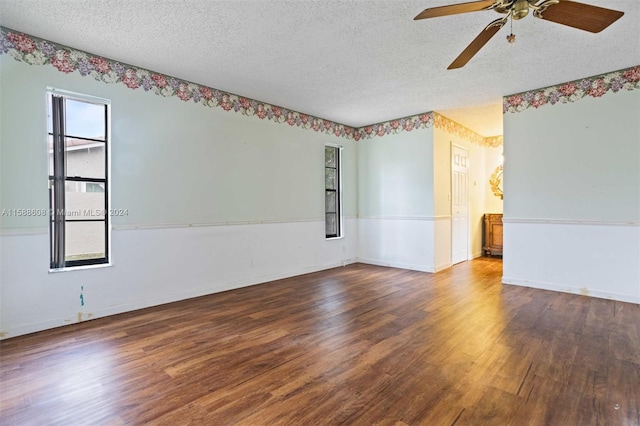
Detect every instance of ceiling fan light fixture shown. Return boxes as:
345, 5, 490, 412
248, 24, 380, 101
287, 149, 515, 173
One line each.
414, 0, 625, 69
512, 0, 530, 20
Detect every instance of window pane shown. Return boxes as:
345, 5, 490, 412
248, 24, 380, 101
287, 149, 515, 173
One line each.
325, 146, 336, 167
47, 97, 53, 135
48, 135, 54, 176
86, 182, 104, 193
325, 190, 336, 213
49, 186, 54, 265
65, 180, 105, 220
325, 168, 336, 190
65, 99, 106, 141
65, 221, 105, 261
66, 140, 105, 179
325, 213, 337, 237
49, 183, 57, 218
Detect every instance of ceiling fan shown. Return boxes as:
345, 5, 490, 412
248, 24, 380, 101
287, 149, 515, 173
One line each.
414, 0, 624, 69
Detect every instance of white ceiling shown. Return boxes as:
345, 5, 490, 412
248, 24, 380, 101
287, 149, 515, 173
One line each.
1, 0, 638, 136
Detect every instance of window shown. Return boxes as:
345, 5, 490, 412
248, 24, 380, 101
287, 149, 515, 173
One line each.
325, 145, 342, 238
48, 91, 110, 269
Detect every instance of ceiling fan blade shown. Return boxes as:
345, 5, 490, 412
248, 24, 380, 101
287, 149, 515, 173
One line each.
535, 0, 624, 33
414, 0, 495, 20
448, 19, 504, 69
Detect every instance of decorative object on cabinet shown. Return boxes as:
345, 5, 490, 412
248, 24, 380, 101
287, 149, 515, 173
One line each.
483, 213, 503, 256
489, 164, 503, 199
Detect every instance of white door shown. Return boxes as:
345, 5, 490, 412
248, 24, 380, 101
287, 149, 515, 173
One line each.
451, 145, 469, 265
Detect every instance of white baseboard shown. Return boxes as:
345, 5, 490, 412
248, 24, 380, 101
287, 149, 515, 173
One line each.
471, 250, 484, 259
1, 260, 355, 339
502, 276, 640, 305
434, 262, 452, 272
356, 257, 434, 273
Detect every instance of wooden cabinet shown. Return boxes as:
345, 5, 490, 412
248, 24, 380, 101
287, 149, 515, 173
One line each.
483, 214, 503, 257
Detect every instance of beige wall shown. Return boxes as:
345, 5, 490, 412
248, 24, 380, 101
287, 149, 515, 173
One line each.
484, 147, 503, 214
433, 124, 493, 261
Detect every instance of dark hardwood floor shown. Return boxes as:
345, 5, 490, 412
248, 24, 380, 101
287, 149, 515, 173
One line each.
1, 259, 639, 425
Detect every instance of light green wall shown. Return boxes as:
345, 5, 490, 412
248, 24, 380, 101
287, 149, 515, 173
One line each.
502, 85, 640, 304
357, 128, 434, 218
0, 56, 356, 230
504, 89, 640, 222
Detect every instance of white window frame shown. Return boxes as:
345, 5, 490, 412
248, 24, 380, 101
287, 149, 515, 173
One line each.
47, 88, 112, 271
325, 144, 343, 239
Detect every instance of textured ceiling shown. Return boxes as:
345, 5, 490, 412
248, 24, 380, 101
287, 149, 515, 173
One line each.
1, 0, 639, 136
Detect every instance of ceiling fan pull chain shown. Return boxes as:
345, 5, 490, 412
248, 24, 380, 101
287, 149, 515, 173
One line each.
507, 13, 516, 43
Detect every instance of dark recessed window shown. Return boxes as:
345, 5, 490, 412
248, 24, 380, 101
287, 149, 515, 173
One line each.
325, 145, 342, 238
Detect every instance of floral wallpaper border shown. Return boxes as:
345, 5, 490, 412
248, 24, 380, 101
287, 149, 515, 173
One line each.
0, 27, 502, 147
12, 28, 636, 146
483, 136, 503, 147
354, 112, 434, 141
354, 112, 502, 148
0, 28, 357, 140
504, 66, 640, 114
353, 112, 503, 148
434, 113, 502, 148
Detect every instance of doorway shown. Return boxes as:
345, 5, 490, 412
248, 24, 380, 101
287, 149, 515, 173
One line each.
451, 144, 469, 265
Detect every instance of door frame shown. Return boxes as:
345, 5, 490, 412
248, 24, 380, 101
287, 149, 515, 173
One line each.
451, 143, 470, 265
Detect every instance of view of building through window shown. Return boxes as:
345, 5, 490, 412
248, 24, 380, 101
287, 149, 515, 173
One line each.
48, 92, 110, 268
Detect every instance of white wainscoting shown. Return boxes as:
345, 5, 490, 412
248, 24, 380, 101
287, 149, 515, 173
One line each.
433, 216, 452, 272
357, 216, 438, 272
503, 219, 640, 304
0, 219, 357, 339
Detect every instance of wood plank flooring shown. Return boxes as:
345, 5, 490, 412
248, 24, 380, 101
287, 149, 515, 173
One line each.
1, 259, 639, 425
